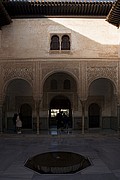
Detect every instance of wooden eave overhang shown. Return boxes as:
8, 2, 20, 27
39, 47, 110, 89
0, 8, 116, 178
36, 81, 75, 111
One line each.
0, 1, 12, 28
2, 0, 114, 18
106, 0, 120, 28
0, 0, 115, 27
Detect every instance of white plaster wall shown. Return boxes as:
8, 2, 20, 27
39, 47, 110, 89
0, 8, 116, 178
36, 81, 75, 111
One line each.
0, 18, 119, 59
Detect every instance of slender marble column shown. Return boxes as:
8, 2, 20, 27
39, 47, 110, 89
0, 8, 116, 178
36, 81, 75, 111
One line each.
0, 105, 3, 133
35, 99, 40, 135
117, 104, 120, 134
80, 100, 86, 135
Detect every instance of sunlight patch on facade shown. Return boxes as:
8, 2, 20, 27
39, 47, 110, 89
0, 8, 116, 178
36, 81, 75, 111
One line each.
49, 18, 119, 45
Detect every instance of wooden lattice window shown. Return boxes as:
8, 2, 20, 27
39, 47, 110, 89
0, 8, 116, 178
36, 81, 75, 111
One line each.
61, 35, 70, 50
50, 35, 60, 50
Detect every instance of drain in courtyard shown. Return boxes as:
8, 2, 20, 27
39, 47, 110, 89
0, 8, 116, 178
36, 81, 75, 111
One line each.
24, 151, 91, 174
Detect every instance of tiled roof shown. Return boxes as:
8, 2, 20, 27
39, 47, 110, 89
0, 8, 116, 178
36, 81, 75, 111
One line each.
106, 0, 120, 28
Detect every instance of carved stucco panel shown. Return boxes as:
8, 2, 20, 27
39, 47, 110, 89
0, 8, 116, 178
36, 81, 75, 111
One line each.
1, 62, 33, 85
87, 61, 118, 67
87, 66, 118, 90
0, 64, 4, 93
42, 67, 79, 81
41, 62, 79, 82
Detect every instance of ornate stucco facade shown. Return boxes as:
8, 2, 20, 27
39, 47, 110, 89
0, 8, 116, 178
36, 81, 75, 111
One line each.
0, 18, 119, 133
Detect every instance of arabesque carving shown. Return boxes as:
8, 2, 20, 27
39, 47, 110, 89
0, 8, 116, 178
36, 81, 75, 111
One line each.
1, 62, 33, 84
41, 62, 79, 80
87, 66, 118, 88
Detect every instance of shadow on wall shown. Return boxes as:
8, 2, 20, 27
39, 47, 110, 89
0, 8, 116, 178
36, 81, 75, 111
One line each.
0, 18, 118, 58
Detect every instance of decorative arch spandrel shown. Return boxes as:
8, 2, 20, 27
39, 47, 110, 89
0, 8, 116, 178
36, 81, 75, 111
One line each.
41, 61, 79, 81
41, 63, 79, 93
87, 64, 118, 93
1, 62, 33, 93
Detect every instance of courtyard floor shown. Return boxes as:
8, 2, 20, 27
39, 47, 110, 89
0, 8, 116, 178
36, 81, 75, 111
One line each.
0, 129, 120, 180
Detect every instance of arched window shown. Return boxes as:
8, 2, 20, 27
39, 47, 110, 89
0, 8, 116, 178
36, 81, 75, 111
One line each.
50, 35, 60, 50
51, 79, 57, 89
64, 79, 71, 89
61, 35, 70, 50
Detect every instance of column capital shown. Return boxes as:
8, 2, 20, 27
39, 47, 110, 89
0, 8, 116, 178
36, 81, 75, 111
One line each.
79, 99, 87, 106
33, 93, 43, 102
78, 94, 87, 103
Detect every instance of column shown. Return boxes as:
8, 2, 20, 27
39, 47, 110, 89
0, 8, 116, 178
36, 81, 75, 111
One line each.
0, 31, 3, 132
117, 104, 120, 134
79, 62, 87, 134
0, 96, 4, 134
33, 60, 41, 134
35, 99, 40, 135
118, 60, 120, 133
0, 104, 3, 133
80, 100, 86, 135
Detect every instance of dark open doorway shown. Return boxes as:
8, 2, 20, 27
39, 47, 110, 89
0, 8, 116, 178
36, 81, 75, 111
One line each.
20, 103, 32, 129
49, 95, 72, 128
88, 103, 100, 128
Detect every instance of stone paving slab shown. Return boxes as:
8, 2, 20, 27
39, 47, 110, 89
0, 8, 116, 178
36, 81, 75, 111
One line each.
81, 158, 111, 174
2, 163, 33, 179
31, 173, 117, 180
0, 133, 120, 179
112, 169, 120, 179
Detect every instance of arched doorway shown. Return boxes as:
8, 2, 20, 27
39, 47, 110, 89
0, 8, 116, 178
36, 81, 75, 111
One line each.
4, 79, 33, 131
88, 103, 100, 128
88, 78, 117, 130
20, 104, 32, 129
49, 95, 72, 128
43, 72, 77, 130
